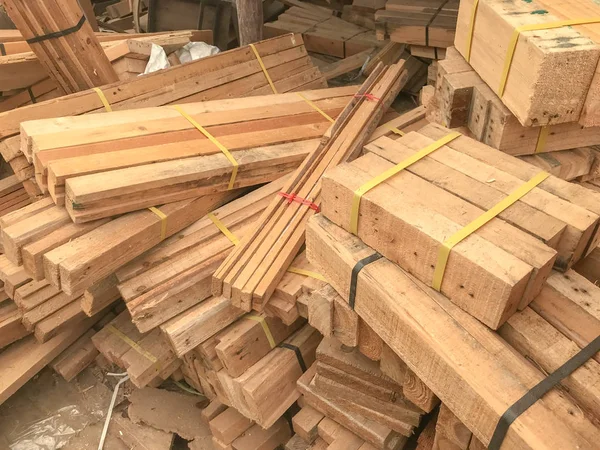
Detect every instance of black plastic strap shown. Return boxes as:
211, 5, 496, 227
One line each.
489, 334, 600, 450
0, 43, 5, 56
349, 252, 382, 310
280, 343, 307, 372
424, 0, 450, 47
27, 87, 36, 104
26, 15, 87, 44
434, 47, 439, 60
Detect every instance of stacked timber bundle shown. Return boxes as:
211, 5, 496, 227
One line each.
0, 33, 326, 201
427, 48, 600, 184
264, 6, 381, 58
375, 0, 458, 60
21, 88, 352, 220
291, 337, 434, 449
0, 175, 30, 216
454, 0, 600, 128
304, 121, 600, 449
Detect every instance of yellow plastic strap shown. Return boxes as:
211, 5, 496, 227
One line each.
148, 206, 167, 240
287, 266, 327, 282
387, 126, 405, 136
93, 87, 112, 112
208, 212, 240, 246
249, 43, 278, 94
296, 93, 334, 123
431, 171, 550, 291
499, 18, 600, 97
173, 105, 239, 190
465, 0, 480, 62
107, 325, 158, 363
350, 131, 461, 235
535, 126, 549, 154
245, 315, 276, 348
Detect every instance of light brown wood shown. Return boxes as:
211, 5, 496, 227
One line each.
306, 214, 600, 449
293, 405, 325, 443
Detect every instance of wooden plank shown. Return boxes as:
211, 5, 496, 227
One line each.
292, 405, 325, 443
234, 325, 321, 428
209, 407, 254, 444
50, 328, 98, 381
215, 314, 305, 377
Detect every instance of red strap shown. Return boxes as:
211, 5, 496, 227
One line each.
279, 192, 320, 212
354, 93, 380, 102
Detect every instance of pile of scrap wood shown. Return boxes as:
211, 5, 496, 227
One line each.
375, 0, 458, 59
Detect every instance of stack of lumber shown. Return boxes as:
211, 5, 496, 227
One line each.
264, 6, 381, 58
321, 122, 600, 327
0, 34, 326, 201
20, 86, 353, 221
212, 60, 409, 313
454, 0, 600, 128
0, 30, 213, 112
375, 0, 458, 58
0, 175, 30, 216
293, 337, 432, 449
304, 121, 600, 448
339, 0, 386, 31
428, 48, 600, 184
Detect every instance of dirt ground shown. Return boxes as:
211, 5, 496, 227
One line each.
0, 364, 213, 450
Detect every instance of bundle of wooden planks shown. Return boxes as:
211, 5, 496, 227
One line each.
375, 0, 458, 55
454, 0, 600, 128
0, 33, 326, 200
20, 86, 354, 221
428, 47, 600, 158
306, 213, 600, 449
213, 60, 409, 314
317, 122, 600, 328
264, 6, 381, 58
0, 175, 30, 217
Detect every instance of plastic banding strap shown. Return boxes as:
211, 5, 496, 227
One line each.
93, 87, 112, 112
534, 126, 549, 154
296, 92, 334, 123
279, 342, 307, 372
350, 131, 461, 235
27, 87, 36, 104
208, 212, 239, 246
489, 334, 600, 450
27, 15, 87, 44
107, 325, 158, 364
0, 43, 5, 56
349, 252, 383, 310
148, 206, 167, 240
245, 315, 276, 348
499, 18, 600, 97
249, 43, 278, 94
279, 192, 320, 212
287, 267, 327, 282
424, 0, 450, 47
387, 125, 405, 136
431, 171, 550, 291
465, 0, 480, 62
173, 104, 239, 190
